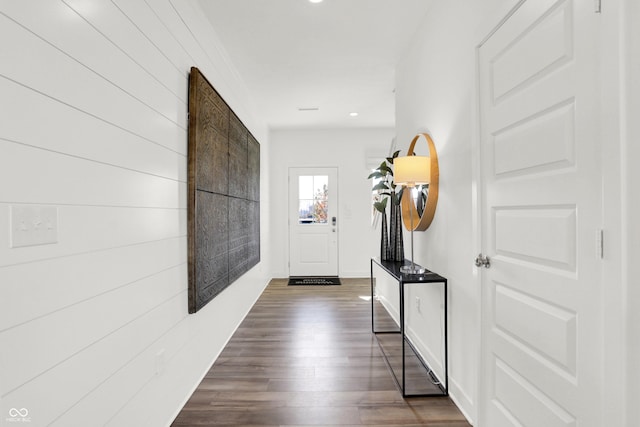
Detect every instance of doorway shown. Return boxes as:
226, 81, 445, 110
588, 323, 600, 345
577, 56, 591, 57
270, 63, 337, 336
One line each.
477, 0, 603, 425
288, 167, 339, 277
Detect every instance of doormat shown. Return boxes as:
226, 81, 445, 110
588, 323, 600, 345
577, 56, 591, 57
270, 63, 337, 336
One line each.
288, 277, 341, 286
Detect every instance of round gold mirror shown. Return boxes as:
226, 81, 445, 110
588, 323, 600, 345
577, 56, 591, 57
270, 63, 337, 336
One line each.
401, 133, 439, 231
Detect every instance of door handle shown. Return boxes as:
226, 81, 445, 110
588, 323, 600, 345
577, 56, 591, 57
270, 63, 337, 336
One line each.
475, 253, 491, 268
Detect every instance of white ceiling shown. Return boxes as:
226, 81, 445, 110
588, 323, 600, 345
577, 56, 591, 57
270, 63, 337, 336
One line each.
198, 0, 433, 130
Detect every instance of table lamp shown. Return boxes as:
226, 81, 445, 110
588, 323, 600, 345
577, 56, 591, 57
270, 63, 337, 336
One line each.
394, 155, 430, 274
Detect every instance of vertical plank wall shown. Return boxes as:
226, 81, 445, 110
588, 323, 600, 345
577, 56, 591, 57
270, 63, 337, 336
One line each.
0, 1, 269, 426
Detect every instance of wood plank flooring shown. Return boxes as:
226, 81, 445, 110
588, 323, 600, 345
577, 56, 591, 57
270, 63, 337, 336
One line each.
171, 278, 471, 426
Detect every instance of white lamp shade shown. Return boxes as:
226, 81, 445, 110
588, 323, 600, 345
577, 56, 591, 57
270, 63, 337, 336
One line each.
394, 156, 430, 186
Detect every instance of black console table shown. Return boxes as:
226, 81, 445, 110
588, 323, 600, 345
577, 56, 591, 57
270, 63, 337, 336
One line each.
370, 257, 448, 397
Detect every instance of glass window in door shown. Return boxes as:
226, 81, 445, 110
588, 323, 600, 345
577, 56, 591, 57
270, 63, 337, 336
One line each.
298, 175, 328, 224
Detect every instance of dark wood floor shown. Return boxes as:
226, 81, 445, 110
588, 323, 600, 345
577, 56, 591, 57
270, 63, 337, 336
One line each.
171, 278, 471, 426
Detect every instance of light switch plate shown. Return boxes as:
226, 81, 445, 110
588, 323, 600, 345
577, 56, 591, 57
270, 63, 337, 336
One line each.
10, 205, 58, 248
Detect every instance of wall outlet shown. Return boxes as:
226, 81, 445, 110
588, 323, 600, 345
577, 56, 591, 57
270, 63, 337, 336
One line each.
10, 205, 58, 248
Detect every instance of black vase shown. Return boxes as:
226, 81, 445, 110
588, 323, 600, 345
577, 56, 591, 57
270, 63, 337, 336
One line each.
389, 200, 404, 262
380, 211, 390, 261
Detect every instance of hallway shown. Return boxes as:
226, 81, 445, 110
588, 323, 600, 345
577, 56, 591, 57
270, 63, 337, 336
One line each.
172, 278, 469, 426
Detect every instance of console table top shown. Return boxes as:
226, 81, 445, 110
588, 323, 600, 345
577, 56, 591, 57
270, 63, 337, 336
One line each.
372, 257, 447, 283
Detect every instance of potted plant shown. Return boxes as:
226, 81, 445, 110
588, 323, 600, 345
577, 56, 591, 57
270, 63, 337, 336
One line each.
368, 151, 404, 261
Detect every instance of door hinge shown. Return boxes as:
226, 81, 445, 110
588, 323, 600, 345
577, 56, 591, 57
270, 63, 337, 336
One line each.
594, 0, 601, 13
597, 229, 604, 259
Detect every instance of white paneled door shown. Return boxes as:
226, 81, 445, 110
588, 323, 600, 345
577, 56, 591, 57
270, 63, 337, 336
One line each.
288, 167, 338, 276
478, 1, 602, 426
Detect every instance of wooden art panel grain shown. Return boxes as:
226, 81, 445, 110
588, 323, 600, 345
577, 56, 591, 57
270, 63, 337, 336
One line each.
228, 113, 249, 199
188, 67, 260, 313
248, 201, 261, 267
248, 134, 261, 201
194, 191, 229, 310
228, 198, 250, 284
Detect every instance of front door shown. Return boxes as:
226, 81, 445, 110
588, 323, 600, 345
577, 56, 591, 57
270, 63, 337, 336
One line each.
478, 0, 603, 425
288, 167, 338, 277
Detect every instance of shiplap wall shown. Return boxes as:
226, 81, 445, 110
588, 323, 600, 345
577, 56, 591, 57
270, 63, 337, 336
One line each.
0, 1, 269, 426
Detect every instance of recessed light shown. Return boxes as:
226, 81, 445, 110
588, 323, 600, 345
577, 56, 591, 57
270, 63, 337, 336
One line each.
309, 0, 323, 3
349, 112, 359, 117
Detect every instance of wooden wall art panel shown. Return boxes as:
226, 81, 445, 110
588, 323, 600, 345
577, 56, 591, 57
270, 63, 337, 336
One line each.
188, 67, 260, 313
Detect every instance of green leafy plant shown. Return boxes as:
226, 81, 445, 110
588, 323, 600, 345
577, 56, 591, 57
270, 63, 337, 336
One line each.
367, 150, 404, 212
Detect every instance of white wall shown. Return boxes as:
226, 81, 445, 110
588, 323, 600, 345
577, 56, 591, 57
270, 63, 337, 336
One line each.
392, 1, 509, 421
0, 2, 270, 426
269, 128, 393, 278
